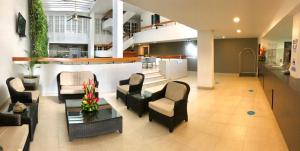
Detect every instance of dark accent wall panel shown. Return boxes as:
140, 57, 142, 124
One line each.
214, 38, 258, 73
149, 41, 197, 71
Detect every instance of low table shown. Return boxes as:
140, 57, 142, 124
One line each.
65, 98, 122, 141
1, 103, 38, 141
127, 91, 152, 117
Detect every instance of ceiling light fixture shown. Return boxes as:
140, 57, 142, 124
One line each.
233, 17, 240, 23
236, 29, 242, 33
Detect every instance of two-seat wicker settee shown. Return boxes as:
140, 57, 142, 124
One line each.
57, 71, 98, 103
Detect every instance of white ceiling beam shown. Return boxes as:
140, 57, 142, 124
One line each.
43, 0, 95, 3
42, 0, 96, 13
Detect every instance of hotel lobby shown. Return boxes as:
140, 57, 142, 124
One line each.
1, 0, 300, 151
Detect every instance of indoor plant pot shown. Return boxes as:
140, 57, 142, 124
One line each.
23, 75, 39, 90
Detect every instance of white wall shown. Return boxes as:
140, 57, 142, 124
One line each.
134, 23, 197, 44
14, 63, 142, 95
140, 11, 169, 27
0, 0, 30, 103
159, 59, 188, 79
291, 12, 300, 78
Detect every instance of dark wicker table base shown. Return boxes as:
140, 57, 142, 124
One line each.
127, 93, 151, 117
67, 117, 122, 141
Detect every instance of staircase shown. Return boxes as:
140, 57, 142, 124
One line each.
142, 70, 168, 93
102, 11, 136, 31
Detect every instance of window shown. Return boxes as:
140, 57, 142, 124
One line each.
83, 19, 89, 33
55, 16, 59, 32
60, 16, 65, 32
72, 20, 77, 33
95, 19, 100, 34
66, 18, 71, 32
78, 18, 82, 33
48, 16, 53, 32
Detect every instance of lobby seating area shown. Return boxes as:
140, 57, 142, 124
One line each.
3, 0, 300, 150
19, 73, 288, 151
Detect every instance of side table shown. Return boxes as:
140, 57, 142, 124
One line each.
127, 92, 152, 117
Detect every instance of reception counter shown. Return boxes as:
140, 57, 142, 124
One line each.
258, 62, 300, 151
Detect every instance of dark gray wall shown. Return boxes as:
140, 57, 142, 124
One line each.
214, 38, 258, 73
148, 38, 258, 73
149, 41, 197, 71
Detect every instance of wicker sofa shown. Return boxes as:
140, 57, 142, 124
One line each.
149, 81, 190, 132
0, 113, 30, 151
57, 71, 98, 103
116, 73, 144, 105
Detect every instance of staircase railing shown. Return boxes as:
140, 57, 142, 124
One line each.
140, 21, 176, 32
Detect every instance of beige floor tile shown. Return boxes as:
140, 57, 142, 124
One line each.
30, 72, 288, 151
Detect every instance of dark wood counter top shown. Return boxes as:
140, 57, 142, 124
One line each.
260, 63, 300, 94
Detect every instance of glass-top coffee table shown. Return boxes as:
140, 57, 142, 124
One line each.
65, 98, 122, 141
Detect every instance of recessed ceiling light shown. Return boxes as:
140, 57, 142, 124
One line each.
233, 17, 240, 23
236, 29, 242, 33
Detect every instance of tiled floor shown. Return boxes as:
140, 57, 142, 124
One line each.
30, 72, 289, 151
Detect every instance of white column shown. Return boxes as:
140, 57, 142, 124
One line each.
291, 12, 300, 78
112, 0, 123, 58
88, 13, 95, 58
197, 30, 214, 89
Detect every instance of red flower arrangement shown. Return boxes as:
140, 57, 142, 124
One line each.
81, 79, 99, 112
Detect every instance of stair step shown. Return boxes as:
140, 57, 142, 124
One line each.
144, 71, 161, 77
143, 79, 168, 88
143, 85, 165, 94
144, 74, 165, 83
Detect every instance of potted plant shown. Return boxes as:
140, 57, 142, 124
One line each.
22, 50, 40, 90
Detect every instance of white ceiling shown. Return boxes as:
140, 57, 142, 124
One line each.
263, 15, 293, 42
92, 0, 145, 15
43, 0, 96, 13
123, 0, 300, 38
92, 0, 111, 14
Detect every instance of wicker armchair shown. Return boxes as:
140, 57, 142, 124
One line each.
148, 81, 190, 132
6, 77, 40, 104
116, 73, 144, 105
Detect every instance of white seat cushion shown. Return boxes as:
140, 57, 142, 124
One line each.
165, 82, 187, 102
129, 74, 142, 85
25, 90, 40, 103
149, 98, 175, 117
60, 85, 98, 95
10, 78, 25, 92
60, 85, 84, 94
0, 125, 28, 151
117, 85, 129, 94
